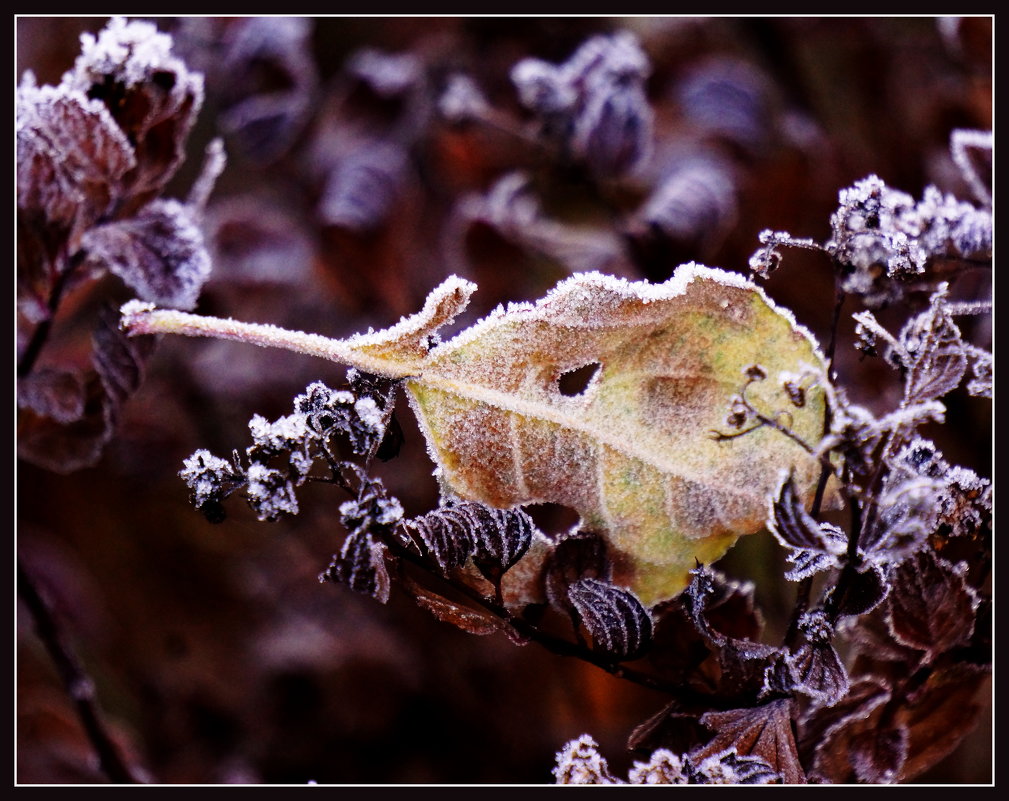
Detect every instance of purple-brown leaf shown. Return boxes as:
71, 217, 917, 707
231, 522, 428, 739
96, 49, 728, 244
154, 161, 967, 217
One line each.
567, 577, 652, 661
81, 199, 212, 310
695, 699, 805, 784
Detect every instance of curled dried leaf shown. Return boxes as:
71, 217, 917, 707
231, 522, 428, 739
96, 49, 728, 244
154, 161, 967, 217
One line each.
566, 577, 653, 661
321, 529, 391, 604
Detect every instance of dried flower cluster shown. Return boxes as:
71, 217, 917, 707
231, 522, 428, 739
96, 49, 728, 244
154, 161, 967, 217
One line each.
18, 17, 989, 785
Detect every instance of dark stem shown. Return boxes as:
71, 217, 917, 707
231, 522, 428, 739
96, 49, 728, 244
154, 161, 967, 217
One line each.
784, 283, 846, 650
381, 534, 715, 704
17, 250, 83, 379
17, 558, 144, 784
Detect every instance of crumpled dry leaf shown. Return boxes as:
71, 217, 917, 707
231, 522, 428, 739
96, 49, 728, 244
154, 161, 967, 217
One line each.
122, 264, 829, 605
695, 699, 805, 784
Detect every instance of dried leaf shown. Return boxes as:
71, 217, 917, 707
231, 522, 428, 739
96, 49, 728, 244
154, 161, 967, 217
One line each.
886, 550, 977, 660
122, 265, 830, 605
695, 699, 805, 784
800, 676, 892, 782
17, 368, 86, 424
848, 724, 908, 784
404, 580, 505, 637
19, 309, 155, 474
566, 578, 652, 661
81, 199, 211, 310
552, 734, 620, 785
769, 471, 847, 581
786, 642, 850, 707
16, 81, 135, 248
321, 530, 391, 604
405, 267, 829, 606
61, 17, 205, 207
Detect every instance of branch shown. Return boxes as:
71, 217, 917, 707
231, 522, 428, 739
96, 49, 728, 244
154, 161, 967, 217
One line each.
17, 558, 145, 784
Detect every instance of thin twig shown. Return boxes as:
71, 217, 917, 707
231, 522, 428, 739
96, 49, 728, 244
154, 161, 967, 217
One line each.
17, 558, 144, 783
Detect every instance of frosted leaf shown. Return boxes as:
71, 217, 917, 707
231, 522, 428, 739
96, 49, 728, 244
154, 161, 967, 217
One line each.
321, 530, 391, 604
552, 734, 621, 784
627, 749, 687, 784
511, 32, 652, 178
896, 284, 968, 405
120, 266, 831, 605
17, 368, 86, 424
695, 700, 803, 784
786, 641, 850, 707
690, 749, 781, 784
81, 199, 212, 310
405, 505, 477, 574
885, 550, 978, 661
768, 471, 847, 581
16, 81, 135, 245
346, 48, 421, 98
566, 577, 653, 661
61, 16, 204, 202
317, 142, 408, 232
949, 129, 992, 204
468, 506, 535, 578
963, 344, 991, 398
245, 463, 299, 521
639, 155, 737, 249
438, 74, 489, 123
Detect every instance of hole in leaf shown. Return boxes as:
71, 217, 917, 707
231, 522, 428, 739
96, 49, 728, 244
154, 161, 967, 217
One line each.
558, 362, 601, 397
524, 502, 581, 537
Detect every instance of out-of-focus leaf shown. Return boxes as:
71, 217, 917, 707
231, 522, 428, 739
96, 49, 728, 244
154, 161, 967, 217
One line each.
17, 368, 86, 424
848, 724, 908, 784
18, 309, 155, 474
82, 199, 211, 310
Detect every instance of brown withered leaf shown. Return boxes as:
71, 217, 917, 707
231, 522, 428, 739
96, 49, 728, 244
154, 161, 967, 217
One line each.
122, 265, 830, 605
886, 550, 977, 661
401, 576, 506, 637
18, 309, 156, 474
695, 699, 805, 784
800, 676, 892, 782
16, 82, 135, 249
897, 662, 989, 782
567, 577, 653, 661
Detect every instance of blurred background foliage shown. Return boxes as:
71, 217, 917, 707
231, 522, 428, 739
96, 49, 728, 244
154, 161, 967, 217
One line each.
16, 16, 991, 784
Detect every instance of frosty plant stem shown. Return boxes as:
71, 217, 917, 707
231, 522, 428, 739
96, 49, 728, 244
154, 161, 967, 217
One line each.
119, 300, 422, 378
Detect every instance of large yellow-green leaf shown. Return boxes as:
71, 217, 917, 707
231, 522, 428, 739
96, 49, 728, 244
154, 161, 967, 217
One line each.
121, 264, 828, 606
